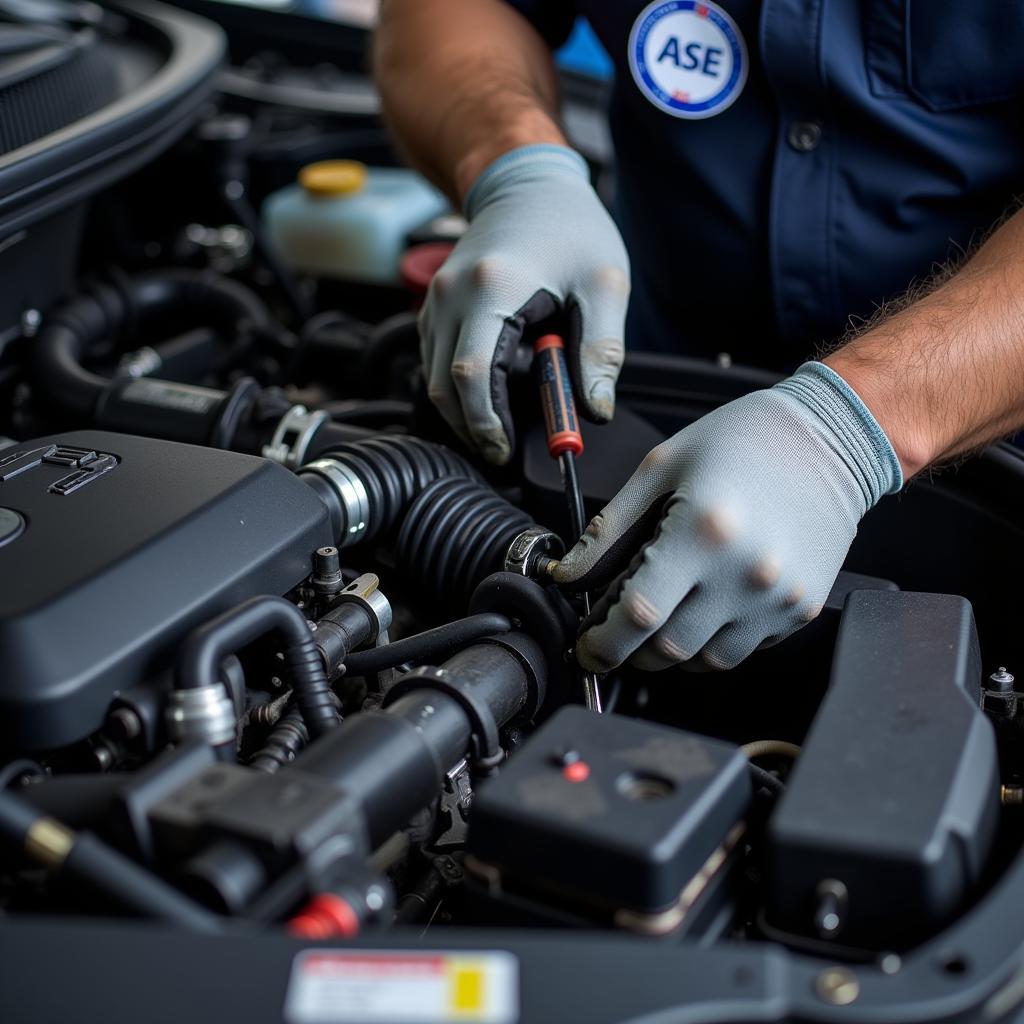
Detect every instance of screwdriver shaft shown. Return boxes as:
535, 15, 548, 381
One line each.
535, 334, 602, 713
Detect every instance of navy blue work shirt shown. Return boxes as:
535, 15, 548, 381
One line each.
503, 0, 1024, 368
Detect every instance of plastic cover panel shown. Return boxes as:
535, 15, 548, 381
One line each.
0, 430, 332, 750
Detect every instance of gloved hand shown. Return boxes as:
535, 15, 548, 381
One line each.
552, 362, 903, 672
420, 144, 630, 464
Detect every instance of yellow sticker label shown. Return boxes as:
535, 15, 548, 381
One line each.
285, 950, 518, 1023
450, 964, 485, 1013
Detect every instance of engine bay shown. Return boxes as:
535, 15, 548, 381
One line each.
4, 4, 1024, 1022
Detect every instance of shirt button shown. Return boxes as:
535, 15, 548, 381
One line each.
787, 121, 822, 153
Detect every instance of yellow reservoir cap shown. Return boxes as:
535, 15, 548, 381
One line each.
299, 160, 367, 197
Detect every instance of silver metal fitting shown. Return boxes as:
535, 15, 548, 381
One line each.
989, 666, 1015, 691
165, 683, 237, 748
336, 572, 393, 641
504, 527, 564, 578
311, 545, 345, 597
300, 457, 370, 546
263, 405, 330, 470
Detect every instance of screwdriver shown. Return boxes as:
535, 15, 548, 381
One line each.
533, 333, 603, 713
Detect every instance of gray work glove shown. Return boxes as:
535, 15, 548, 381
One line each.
552, 362, 903, 672
420, 144, 630, 464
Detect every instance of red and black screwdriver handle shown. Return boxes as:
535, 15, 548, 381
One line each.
533, 334, 584, 460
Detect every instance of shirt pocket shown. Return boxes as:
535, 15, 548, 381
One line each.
866, 0, 1024, 111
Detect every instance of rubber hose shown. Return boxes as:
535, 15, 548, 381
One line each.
301, 435, 476, 545
299, 437, 552, 601
32, 280, 124, 414
178, 596, 338, 740
340, 613, 513, 678
284, 639, 340, 741
396, 477, 535, 603
33, 269, 271, 416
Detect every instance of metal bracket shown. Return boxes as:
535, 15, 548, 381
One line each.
262, 405, 329, 470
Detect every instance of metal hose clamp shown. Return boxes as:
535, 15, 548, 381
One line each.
334, 572, 393, 641
504, 527, 564, 578
300, 457, 370, 546
165, 683, 236, 748
263, 405, 330, 470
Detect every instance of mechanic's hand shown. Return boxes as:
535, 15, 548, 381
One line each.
420, 144, 630, 464
552, 362, 903, 672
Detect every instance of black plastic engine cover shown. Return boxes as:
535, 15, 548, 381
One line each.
0, 430, 331, 751
766, 589, 1000, 947
467, 706, 750, 915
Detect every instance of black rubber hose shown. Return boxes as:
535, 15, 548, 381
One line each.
32, 280, 123, 415
341, 613, 513, 678
0, 790, 221, 933
178, 596, 338, 740
33, 269, 272, 417
397, 477, 535, 604
299, 437, 549, 600
130, 269, 271, 337
299, 435, 477, 545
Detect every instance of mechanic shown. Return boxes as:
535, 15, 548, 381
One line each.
374, 1, 1024, 674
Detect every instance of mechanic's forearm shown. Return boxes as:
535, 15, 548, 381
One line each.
374, 0, 566, 203
826, 208, 1024, 477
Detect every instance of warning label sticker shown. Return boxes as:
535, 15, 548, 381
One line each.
284, 950, 519, 1023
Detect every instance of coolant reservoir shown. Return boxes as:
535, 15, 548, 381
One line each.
263, 160, 449, 285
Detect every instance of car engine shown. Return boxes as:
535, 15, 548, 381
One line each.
3, 4, 1024, 1023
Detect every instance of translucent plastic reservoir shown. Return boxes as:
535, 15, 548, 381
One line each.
264, 160, 449, 285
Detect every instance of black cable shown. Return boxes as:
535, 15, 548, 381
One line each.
0, 790, 221, 933
341, 613, 513, 678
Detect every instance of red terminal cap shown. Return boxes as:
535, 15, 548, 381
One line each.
288, 893, 360, 940
562, 760, 591, 783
